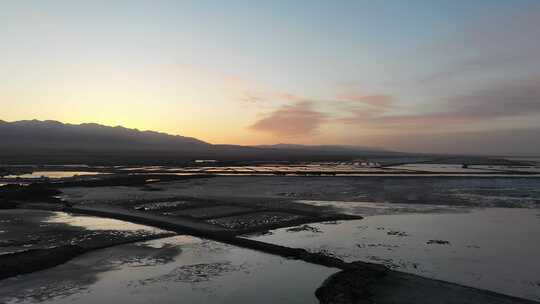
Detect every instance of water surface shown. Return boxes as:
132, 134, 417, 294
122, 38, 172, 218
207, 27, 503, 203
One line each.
248, 207, 540, 301
0, 236, 336, 304
4, 171, 104, 179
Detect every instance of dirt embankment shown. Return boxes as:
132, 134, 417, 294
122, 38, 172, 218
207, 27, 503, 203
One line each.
316, 266, 539, 304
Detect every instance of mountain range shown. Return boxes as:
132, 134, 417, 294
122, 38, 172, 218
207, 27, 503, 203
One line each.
0, 120, 209, 151
0, 120, 402, 164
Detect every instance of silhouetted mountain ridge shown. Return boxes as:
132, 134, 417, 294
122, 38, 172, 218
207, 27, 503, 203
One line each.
0, 120, 210, 151
0, 120, 404, 164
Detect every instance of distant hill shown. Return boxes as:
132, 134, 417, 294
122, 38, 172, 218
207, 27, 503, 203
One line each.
0, 120, 210, 151
0, 120, 406, 164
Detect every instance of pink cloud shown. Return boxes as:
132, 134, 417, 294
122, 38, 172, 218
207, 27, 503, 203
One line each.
339, 74, 540, 128
249, 101, 326, 136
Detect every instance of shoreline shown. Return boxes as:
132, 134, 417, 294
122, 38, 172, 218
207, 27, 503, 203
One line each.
1, 175, 539, 303
1, 206, 538, 303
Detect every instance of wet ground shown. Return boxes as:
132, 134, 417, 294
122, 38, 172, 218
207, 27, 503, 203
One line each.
2, 174, 540, 303
0, 210, 173, 280
55, 176, 540, 300
2, 159, 540, 184
60, 176, 540, 208
3, 171, 106, 179
0, 236, 336, 304
386, 164, 540, 174
0, 210, 169, 256
248, 206, 540, 301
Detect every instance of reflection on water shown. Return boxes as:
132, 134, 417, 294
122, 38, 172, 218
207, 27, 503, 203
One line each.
387, 163, 540, 174
4, 171, 104, 179
504, 157, 540, 163
297, 200, 467, 216
141, 235, 198, 248
0, 236, 336, 304
46, 212, 165, 233
387, 164, 496, 173
0, 210, 171, 255
248, 208, 540, 301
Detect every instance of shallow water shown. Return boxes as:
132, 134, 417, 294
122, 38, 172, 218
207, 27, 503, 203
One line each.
4, 171, 104, 179
468, 165, 540, 173
386, 163, 540, 174
61, 176, 540, 209
504, 157, 540, 163
45, 212, 166, 233
122, 163, 540, 175
297, 200, 469, 216
248, 207, 540, 301
0, 210, 170, 255
0, 236, 336, 304
387, 164, 497, 173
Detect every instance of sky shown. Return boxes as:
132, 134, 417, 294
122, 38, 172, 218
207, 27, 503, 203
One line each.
1, 0, 540, 155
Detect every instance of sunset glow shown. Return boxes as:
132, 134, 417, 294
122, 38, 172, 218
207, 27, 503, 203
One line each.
2, 0, 540, 154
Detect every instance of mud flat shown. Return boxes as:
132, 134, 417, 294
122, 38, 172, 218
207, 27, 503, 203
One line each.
2, 176, 540, 303
0, 236, 337, 304
248, 207, 540, 301
59, 175, 540, 209
1, 206, 536, 303
1, 233, 536, 304
0, 235, 532, 304
0, 210, 172, 280
3, 171, 106, 179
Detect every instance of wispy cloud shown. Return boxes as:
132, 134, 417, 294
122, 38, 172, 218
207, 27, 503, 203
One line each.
239, 91, 308, 106
240, 92, 266, 104
337, 94, 394, 108
451, 75, 540, 118
337, 74, 540, 129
